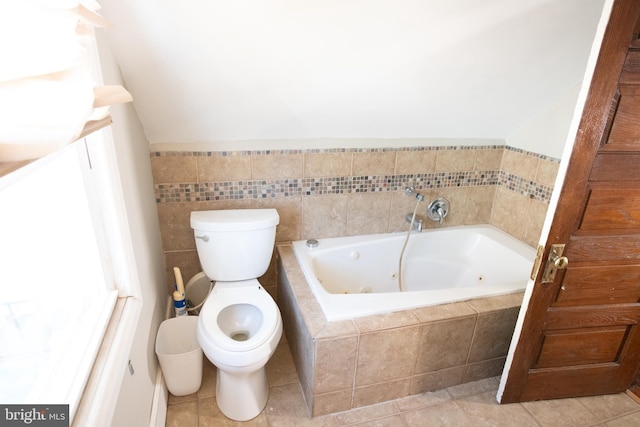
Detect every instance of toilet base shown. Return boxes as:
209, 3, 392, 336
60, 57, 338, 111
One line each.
216, 366, 269, 421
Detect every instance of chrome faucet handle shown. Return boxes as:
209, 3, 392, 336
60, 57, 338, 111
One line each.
427, 198, 450, 224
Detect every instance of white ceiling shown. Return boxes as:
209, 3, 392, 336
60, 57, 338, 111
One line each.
100, 0, 606, 145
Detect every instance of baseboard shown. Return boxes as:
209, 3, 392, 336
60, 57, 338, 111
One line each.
149, 357, 169, 427
149, 296, 173, 427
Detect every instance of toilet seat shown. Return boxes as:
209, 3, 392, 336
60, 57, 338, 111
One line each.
198, 281, 280, 353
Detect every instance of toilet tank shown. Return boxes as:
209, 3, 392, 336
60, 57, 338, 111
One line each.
190, 209, 279, 281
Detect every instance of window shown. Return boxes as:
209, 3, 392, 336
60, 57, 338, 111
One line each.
0, 131, 123, 418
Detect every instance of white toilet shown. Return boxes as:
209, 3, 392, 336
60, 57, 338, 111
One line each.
190, 208, 283, 421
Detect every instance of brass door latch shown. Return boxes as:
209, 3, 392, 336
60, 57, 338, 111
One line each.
541, 244, 569, 283
530, 244, 569, 283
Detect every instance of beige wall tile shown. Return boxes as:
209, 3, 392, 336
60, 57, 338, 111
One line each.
467, 308, 519, 362
156, 202, 197, 252
395, 150, 437, 174
276, 244, 300, 271
252, 153, 303, 179
197, 154, 251, 182
302, 194, 349, 239
355, 327, 421, 386
347, 192, 392, 235
490, 187, 529, 239
312, 389, 353, 417
446, 376, 498, 399
465, 186, 496, 224
462, 357, 507, 382
436, 149, 475, 172
467, 291, 524, 313
353, 310, 421, 333
501, 150, 539, 181
315, 336, 358, 394
410, 366, 465, 395
462, 358, 507, 383
535, 158, 560, 188
473, 148, 504, 171
164, 249, 200, 293
415, 317, 476, 373
304, 152, 352, 177
151, 155, 198, 184
352, 151, 396, 176
522, 198, 549, 247
352, 379, 411, 408
253, 196, 302, 242
412, 302, 476, 323
316, 320, 359, 339
276, 266, 316, 407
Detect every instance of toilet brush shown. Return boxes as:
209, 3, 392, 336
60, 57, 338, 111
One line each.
174, 267, 185, 297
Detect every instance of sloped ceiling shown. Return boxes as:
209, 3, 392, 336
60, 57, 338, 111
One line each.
100, 0, 606, 145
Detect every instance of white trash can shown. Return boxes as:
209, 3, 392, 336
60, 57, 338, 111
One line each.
155, 315, 203, 396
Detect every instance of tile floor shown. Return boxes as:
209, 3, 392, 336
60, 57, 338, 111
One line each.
166, 336, 640, 427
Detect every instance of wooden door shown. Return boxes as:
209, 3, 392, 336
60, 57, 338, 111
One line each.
500, 0, 640, 403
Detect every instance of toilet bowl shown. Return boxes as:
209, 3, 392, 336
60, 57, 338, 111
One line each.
197, 280, 282, 421
190, 208, 282, 421
197, 279, 282, 421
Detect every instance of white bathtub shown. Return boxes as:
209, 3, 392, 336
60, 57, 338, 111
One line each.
292, 225, 535, 321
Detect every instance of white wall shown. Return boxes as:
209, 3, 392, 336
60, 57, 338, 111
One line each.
101, 0, 606, 147
506, 83, 582, 159
95, 30, 167, 426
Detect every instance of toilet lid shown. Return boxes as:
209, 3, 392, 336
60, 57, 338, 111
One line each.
198, 284, 280, 352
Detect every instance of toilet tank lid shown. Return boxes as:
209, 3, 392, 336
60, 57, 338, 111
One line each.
190, 209, 279, 231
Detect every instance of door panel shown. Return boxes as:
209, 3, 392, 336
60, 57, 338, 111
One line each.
580, 188, 640, 229
500, 0, 640, 403
566, 235, 640, 262
536, 327, 628, 368
603, 86, 640, 150
555, 266, 640, 306
543, 305, 640, 330
591, 153, 640, 181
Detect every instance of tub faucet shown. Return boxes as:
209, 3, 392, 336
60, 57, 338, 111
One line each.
405, 213, 423, 232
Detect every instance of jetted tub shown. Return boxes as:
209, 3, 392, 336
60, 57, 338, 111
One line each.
292, 225, 536, 321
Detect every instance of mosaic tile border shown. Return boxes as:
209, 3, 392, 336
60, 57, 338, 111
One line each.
152, 145, 558, 204
153, 170, 548, 203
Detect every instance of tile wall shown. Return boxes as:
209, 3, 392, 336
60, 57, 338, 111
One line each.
151, 145, 559, 292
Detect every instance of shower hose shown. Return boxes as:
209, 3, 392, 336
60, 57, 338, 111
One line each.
398, 198, 422, 292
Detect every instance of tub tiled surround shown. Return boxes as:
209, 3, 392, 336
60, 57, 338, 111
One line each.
151, 145, 559, 292
276, 244, 524, 417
